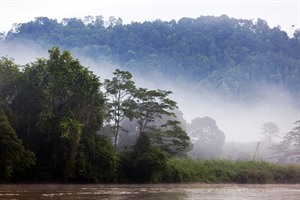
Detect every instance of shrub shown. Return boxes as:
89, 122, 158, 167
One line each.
164, 159, 300, 184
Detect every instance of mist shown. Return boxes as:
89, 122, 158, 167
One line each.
131, 72, 298, 143
0, 40, 48, 65
1, 41, 298, 145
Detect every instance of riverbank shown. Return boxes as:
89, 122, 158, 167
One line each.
164, 159, 300, 184
2, 159, 300, 184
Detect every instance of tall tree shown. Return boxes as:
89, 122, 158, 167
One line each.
117, 88, 190, 182
104, 69, 136, 151
42, 47, 105, 180
134, 88, 177, 135
188, 117, 225, 159
13, 47, 107, 181
281, 120, 300, 152
133, 88, 190, 155
259, 122, 281, 145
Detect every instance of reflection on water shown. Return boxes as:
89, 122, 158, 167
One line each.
0, 184, 299, 200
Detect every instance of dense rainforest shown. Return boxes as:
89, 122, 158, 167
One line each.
0, 47, 191, 182
1, 15, 300, 101
1, 48, 300, 184
1, 15, 300, 183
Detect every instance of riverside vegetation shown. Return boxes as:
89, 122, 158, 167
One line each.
166, 159, 300, 184
1, 15, 300, 184
0, 48, 300, 184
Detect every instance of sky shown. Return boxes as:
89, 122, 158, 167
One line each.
0, 0, 299, 35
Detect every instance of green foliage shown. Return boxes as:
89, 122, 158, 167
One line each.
165, 158, 300, 184
104, 69, 136, 151
21, 47, 106, 181
166, 159, 236, 183
131, 88, 190, 155
104, 69, 190, 155
134, 88, 177, 134
0, 47, 116, 182
59, 116, 82, 142
0, 57, 20, 109
80, 134, 117, 183
118, 134, 168, 183
0, 48, 190, 183
4, 15, 300, 100
155, 120, 191, 155
1, 47, 299, 184
0, 110, 35, 181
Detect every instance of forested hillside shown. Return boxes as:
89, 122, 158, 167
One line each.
1, 48, 300, 183
2, 15, 300, 100
1, 25, 300, 182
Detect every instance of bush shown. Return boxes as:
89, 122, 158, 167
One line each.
164, 159, 300, 184
117, 134, 168, 183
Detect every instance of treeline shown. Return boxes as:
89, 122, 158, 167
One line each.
2, 15, 300, 100
1, 49, 300, 184
0, 47, 190, 183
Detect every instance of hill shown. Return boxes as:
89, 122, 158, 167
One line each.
1, 15, 300, 101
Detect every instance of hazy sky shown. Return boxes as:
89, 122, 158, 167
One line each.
1, 0, 299, 35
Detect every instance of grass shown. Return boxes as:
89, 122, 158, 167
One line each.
164, 158, 300, 184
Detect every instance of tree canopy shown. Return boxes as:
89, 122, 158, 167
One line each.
0, 109, 35, 181
1, 14, 300, 182
2, 15, 300, 101
0, 48, 116, 182
0, 48, 191, 183
188, 117, 225, 159
278, 120, 300, 153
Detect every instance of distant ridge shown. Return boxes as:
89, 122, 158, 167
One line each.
1, 15, 300, 101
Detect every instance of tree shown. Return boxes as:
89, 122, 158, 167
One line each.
133, 88, 190, 155
4, 15, 300, 101
12, 47, 107, 181
259, 122, 281, 145
118, 133, 168, 183
0, 109, 35, 181
117, 92, 190, 181
80, 133, 117, 183
104, 69, 136, 151
280, 120, 300, 152
117, 111, 191, 155
0, 57, 20, 108
0, 57, 21, 137
134, 88, 177, 135
41, 47, 105, 180
13, 58, 48, 147
188, 117, 225, 159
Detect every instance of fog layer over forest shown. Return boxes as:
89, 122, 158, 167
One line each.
135, 75, 298, 142
2, 14, 300, 185
1, 15, 300, 165
1, 40, 298, 143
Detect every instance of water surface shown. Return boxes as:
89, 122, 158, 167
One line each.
0, 184, 299, 199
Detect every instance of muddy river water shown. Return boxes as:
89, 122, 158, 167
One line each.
0, 184, 299, 199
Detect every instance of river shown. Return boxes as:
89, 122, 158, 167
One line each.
0, 184, 299, 199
